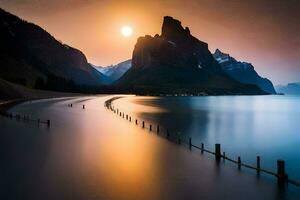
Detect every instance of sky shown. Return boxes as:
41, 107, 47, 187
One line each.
0, 0, 299, 85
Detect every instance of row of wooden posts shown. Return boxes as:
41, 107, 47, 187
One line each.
67, 103, 85, 109
1, 103, 88, 128
104, 100, 299, 187
0, 99, 294, 186
1, 102, 89, 128
1, 112, 51, 127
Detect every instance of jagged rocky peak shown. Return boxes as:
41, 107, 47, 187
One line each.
130, 16, 218, 72
214, 49, 229, 58
213, 49, 229, 63
161, 16, 191, 40
116, 16, 266, 95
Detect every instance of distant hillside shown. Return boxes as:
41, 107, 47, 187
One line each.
94, 59, 131, 83
0, 8, 108, 93
213, 49, 276, 94
116, 16, 266, 95
0, 78, 78, 101
276, 83, 300, 95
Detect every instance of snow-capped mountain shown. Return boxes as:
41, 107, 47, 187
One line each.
213, 49, 276, 94
93, 59, 131, 82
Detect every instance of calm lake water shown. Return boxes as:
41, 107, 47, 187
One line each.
114, 95, 300, 181
1, 96, 300, 199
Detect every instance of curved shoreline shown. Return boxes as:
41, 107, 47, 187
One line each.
0, 96, 81, 125
0, 98, 32, 114
104, 95, 300, 188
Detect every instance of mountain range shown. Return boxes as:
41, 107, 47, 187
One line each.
1, 8, 274, 96
276, 83, 300, 95
0, 8, 109, 93
97, 50, 276, 94
108, 16, 268, 95
94, 59, 131, 82
213, 49, 276, 94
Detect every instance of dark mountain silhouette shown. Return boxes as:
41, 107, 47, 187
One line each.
276, 83, 300, 95
213, 49, 276, 94
0, 8, 109, 93
116, 16, 266, 95
93, 59, 131, 82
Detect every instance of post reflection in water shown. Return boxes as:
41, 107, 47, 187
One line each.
113, 95, 300, 182
1, 96, 299, 199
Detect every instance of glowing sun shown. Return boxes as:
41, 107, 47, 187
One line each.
121, 25, 133, 37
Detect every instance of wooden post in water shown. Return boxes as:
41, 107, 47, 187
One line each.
215, 144, 221, 161
47, 120, 50, 127
238, 157, 241, 169
129, 116, 131, 122
142, 121, 145, 128
126, 115, 128, 120
83, 105, 85, 109
277, 160, 287, 184
189, 138, 192, 149
135, 119, 138, 125
149, 124, 152, 131
257, 156, 261, 175
201, 143, 204, 154
157, 125, 160, 134
177, 136, 181, 144
71, 104, 72, 107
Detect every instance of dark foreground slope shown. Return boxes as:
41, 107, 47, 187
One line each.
117, 16, 266, 95
213, 49, 276, 94
0, 8, 108, 92
0, 78, 78, 101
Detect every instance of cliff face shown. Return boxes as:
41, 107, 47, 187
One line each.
0, 8, 108, 92
213, 49, 276, 94
131, 16, 220, 74
117, 16, 266, 95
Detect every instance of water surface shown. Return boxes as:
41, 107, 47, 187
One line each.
114, 95, 300, 181
1, 96, 300, 199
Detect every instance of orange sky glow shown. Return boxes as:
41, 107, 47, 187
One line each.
0, 0, 299, 84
